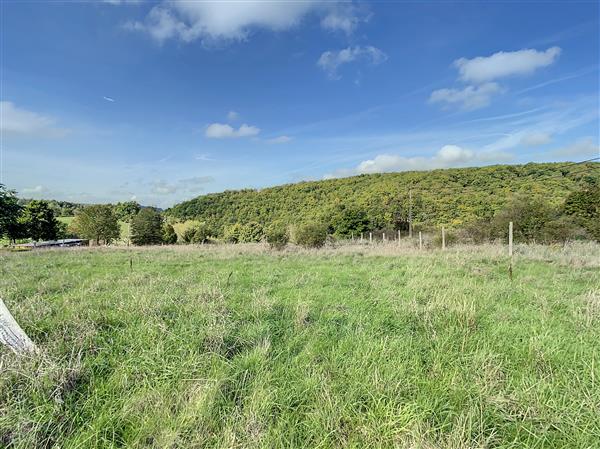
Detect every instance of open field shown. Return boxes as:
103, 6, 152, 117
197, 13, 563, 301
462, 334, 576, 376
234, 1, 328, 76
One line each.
1, 243, 599, 448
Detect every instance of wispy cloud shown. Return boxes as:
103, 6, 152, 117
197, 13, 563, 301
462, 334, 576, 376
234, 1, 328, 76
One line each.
205, 123, 260, 139
1, 101, 70, 138
103, 96, 116, 102
318, 46, 387, 80
266, 135, 292, 144
429, 82, 503, 110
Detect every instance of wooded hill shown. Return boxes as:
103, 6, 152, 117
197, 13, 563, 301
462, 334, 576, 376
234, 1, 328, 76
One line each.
166, 162, 599, 231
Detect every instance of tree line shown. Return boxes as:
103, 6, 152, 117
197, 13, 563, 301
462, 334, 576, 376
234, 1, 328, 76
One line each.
1, 161, 598, 248
166, 162, 599, 235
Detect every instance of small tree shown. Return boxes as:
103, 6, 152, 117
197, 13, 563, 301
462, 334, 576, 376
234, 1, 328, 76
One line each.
71, 205, 120, 245
0, 184, 25, 243
131, 208, 164, 245
20, 200, 59, 242
163, 224, 178, 244
293, 222, 328, 248
265, 224, 289, 250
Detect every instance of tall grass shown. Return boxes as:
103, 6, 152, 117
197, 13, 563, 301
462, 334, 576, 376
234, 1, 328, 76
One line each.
1, 243, 598, 448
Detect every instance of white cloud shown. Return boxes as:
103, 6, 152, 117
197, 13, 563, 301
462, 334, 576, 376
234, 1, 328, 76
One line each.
205, 123, 260, 138
320, 4, 369, 34
150, 176, 213, 195
455, 47, 561, 83
103, 0, 141, 4
22, 185, 48, 195
551, 138, 599, 157
227, 110, 239, 121
324, 145, 513, 179
317, 46, 387, 79
429, 82, 503, 110
266, 135, 292, 144
125, 1, 360, 44
0, 101, 69, 137
520, 132, 552, 146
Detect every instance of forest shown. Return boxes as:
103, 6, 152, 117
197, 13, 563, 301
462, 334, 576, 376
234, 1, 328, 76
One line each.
167, 162, 599, 234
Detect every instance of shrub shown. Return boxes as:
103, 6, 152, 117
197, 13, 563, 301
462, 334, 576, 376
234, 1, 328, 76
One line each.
459, 219, 493, 244
192, 223, 212, 244
432, 228, 458, 248
541, 217, 585, 243
182, 226, 198, 243
293, 222, 328, 248
223, 223, 244, 243
239, 221, 264, 243
491, 195, 555, 243
163, 224, 178, 244
265, 224, 289, 249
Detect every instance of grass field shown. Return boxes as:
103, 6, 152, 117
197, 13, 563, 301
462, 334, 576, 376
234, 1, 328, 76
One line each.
1, 243, 599, 448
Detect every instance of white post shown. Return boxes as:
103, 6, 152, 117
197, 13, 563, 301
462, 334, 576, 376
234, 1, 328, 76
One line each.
360, 233, 363, 242
419, 231, 423, 250
369, 232, 372, 243
509, 221, 513, 257
1, 298, 37, 354
442, 226, 446, 250
397, 230, 401, 245
383, 232, 386, 242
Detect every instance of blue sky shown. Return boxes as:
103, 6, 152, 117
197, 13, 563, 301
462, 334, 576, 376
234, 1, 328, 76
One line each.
1, 0, 598, 208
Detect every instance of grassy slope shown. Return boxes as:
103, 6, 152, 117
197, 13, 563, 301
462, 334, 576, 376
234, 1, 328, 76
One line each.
1, 244, 599, 448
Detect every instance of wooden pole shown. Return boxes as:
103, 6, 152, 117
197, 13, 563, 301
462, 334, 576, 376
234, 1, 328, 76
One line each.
419, 231, 423, 250
397, 230, 401, 245
408, 190, 413, 238
509, 221, 514, 280
509, 221, 513, 257
0, 298, 37, 354
360, 233, 363, 242
383, 232, 386, 242
369, 232, 372, 243
442, 226, 446, 250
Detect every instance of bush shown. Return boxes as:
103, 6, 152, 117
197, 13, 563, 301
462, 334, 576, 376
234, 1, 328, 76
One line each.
459, 219, 493, 244
541, 217, 584, 243
181, 226, 197, 243
163, 224, 178, 244
223, 223, 244, 243
239, 221, 264, 243
293, 222, 328, 248
491, 195, 555, 243
265, 224, 289, 249
192, 223, 212, 244
432, 228, 458, 248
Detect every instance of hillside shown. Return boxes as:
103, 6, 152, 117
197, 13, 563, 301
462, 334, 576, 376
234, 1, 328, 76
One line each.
166, 162, 599, 231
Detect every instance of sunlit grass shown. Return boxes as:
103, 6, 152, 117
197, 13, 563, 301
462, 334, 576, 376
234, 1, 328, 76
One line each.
1, 243, 599, 448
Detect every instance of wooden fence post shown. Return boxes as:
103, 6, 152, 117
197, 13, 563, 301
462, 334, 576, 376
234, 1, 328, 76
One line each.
509, 221, 514, 280
419, 231, 423, 250
442, 226, 446, 250
369, 232, 372, 243
360, 233, 363, 242
383, 232, 386, 242
397, 230, 401, 245
509, 221, 513, 257
1, 298, 37, 354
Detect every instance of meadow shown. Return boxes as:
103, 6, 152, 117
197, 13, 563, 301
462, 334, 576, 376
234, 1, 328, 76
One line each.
1, 242, 599, 448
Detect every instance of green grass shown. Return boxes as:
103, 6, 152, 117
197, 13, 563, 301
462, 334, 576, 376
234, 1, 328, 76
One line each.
1, 243, 599, 448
